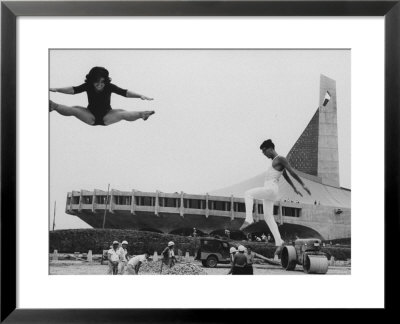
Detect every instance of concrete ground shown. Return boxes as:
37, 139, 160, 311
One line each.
49, 260, 350, 275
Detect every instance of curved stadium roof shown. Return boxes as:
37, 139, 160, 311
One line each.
210, 170, 350, 208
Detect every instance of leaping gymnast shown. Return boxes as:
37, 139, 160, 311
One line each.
49, 66, 155, 126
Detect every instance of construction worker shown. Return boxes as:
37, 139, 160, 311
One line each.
126, 251, 150, 275
227, 247, 237, 275
245, 246, 255, 275
162, 241, 176, 268
107, 241, 121, 275
118, 240, 129, 274
224, 229, 231, 239
231, 245, 248, 275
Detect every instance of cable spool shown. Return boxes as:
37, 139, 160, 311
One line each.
281, 246, 297, 271
303, 254, 328, 274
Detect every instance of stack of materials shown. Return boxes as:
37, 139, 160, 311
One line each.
139, 261, 206, 275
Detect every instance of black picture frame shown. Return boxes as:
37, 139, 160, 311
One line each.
1, 0, 399, 322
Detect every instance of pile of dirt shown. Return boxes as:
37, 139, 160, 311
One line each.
139, 261, 206, 275
163, 262, 206, 275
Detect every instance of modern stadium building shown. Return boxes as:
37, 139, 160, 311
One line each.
65, 75, 350, 240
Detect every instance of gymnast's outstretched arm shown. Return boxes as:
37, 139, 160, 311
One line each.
126, 90, 153, 100
49, 87, 75, 94
282, 169, 303, 197
279, 157, 311, 195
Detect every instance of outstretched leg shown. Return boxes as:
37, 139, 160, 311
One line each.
50, 100, 95, 125
262, 199, 283, 247
242, 188, 258, 229
103, 109, 155, 126
242, 187, 271, 231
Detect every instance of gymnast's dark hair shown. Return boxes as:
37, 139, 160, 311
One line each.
85, 67, 112, 84
260, 139, 275, 150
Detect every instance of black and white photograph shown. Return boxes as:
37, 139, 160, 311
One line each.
3, 1, 396, 316
49, 49, 351, 276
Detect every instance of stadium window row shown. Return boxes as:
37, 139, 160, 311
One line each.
67, 194, 301, 217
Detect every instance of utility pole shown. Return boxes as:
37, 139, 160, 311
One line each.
52, 201, 56, 231
102, 184, 110, 229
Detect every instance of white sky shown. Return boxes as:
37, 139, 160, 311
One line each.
49, 49, 350, 229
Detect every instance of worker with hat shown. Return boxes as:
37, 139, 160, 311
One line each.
126, 251, 151, 275
107, 241, 121, 275
231, 245, 248, 275
245, 246, 255, 275
162, 241, 176, 268
118, 240, 129, 274
227, 246, 237, 275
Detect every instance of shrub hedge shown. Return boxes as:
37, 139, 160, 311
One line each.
50, 229, 351, 260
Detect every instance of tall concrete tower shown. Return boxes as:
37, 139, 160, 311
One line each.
287, 74, 340, 187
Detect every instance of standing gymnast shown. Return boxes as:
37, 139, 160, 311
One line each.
49, 66, 155, 126
240, 139, 311, 251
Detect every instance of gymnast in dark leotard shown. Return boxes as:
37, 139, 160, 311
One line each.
49, 66, 155, 126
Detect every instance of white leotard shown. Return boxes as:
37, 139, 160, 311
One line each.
264, 155, 283, 185
244, 155, 285, 246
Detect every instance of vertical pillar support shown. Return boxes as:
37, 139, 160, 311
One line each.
66, 192, 71, 213
92, 189, 96, 213
205, 193, 209, 219
155, 190, 160, 216
130, 189, 136, 215
70, 192, 74, 211
78, 190, 83, 212
254, 200, 259, 222
180, 191, 185, 218
279, 201, 283, 225
230, 195, 235, 221
109, 189, 114, 213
